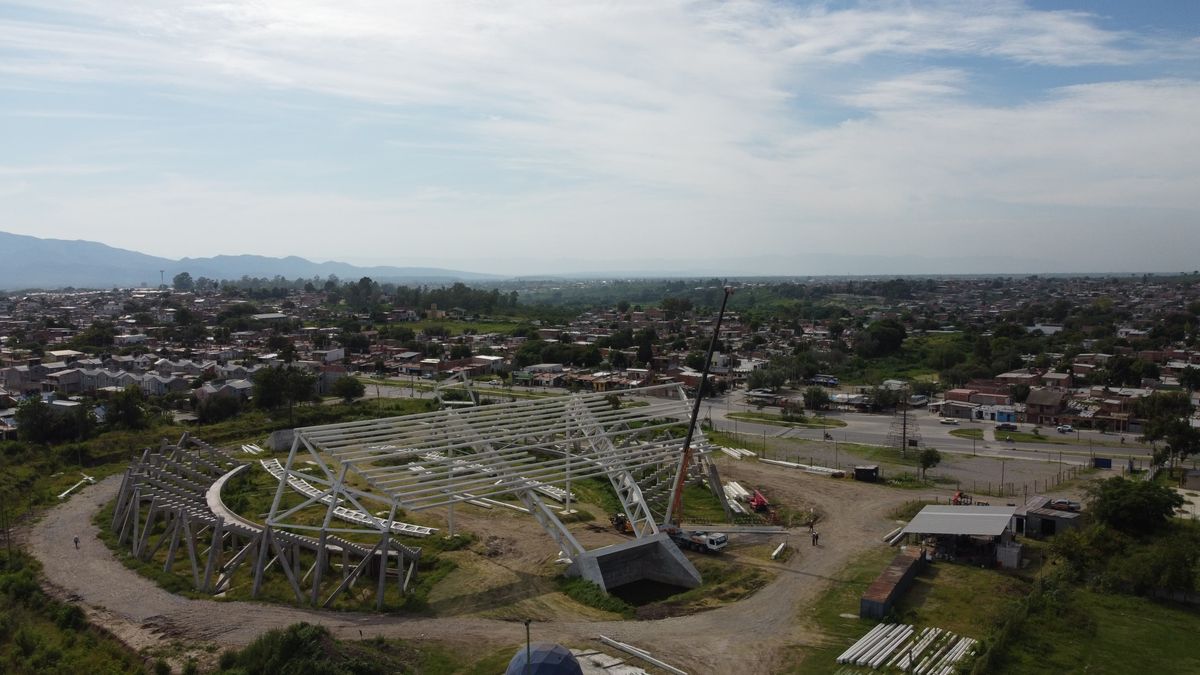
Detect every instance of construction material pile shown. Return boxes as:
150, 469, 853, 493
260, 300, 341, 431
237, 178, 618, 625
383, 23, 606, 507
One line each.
835, 624, 977, 674
759, 457, 845, 478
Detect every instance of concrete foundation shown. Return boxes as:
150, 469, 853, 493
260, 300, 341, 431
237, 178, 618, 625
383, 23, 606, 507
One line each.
568, 533, 702, 593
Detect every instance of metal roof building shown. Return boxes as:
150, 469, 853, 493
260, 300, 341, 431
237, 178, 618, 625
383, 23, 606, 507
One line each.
902, 505, 1017, 537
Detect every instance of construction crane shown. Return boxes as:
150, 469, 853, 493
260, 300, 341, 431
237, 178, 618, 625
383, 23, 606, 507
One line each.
663, 285, 733, 527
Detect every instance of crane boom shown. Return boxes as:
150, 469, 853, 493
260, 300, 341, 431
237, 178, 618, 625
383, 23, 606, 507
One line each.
663, 286, 733, 526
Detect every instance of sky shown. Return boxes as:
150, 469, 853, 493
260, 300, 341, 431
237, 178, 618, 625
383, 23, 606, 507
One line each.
2, 0, 1199, 276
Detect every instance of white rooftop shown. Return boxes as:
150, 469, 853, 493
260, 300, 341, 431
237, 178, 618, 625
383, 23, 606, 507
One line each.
902, 505, 1017, 537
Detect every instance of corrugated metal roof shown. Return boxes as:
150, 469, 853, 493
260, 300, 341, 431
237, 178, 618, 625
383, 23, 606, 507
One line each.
902, 505, 1017, 537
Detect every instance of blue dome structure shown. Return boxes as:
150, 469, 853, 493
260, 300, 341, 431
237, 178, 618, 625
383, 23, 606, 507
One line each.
505, 642, 583, 675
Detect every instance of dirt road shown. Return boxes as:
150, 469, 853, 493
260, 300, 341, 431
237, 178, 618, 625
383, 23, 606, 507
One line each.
30, 465, 916, 673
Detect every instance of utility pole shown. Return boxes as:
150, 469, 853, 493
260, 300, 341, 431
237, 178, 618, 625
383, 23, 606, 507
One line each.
524, 619, 532, 675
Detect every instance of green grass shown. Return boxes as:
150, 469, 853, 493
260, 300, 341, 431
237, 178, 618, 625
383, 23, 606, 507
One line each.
785, 547, 1031, 674
216, 621, 518, 674
950, 428, 984, 440
887, 499, 935, 521
680, 483, 730, 523
408, 318, 521, 336
728, 412, 847, 429
569, 478, 623, 516
0, 552, 143, 674
555, 578, 635, 618
783, 545, 897, 674
990, 588, 1200, 674
893, 563, 1031, 638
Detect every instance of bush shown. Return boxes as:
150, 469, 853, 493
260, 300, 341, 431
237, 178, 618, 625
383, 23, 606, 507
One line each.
556, 578, 635, 618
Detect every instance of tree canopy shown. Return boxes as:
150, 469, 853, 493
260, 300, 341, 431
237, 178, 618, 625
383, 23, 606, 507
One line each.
1085, 477, 1184, 535
331, 376, 366, 404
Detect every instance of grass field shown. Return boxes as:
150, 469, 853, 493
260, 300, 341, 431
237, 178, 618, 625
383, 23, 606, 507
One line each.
991, 588, 1200, 674
408, 318, 522, 336
786, 547, 1034, 674
728, 412, 848, 429
950, 428, 984, 440
784, 545, 896, 673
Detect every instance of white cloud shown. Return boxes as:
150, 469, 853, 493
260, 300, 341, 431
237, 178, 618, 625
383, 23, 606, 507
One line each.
840, 68, 968, 110
1, 1, 1198, 272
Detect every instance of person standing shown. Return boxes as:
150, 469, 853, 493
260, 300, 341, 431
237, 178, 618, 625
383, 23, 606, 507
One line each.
811, 530, 818, 546
73, 536, 80, 550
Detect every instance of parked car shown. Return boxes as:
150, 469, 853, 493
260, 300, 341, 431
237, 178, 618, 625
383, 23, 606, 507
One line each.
939, 418, 960, 425
1049, 498, 1082, 512
1056, 424, 1074, 433
996, 422, 1018, 431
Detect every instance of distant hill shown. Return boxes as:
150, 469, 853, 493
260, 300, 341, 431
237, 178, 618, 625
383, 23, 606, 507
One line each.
0, 231, 504, 290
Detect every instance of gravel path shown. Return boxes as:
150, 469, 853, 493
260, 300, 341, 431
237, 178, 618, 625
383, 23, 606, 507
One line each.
30, 468, 913, 672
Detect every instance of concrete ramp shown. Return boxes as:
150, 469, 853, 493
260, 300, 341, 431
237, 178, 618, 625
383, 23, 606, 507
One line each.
567, 533, 702, 593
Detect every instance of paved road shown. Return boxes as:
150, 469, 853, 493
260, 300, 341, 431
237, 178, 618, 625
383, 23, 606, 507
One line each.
700, 391, 1151, 468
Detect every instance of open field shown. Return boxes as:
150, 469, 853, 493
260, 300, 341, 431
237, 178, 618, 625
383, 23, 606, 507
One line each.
992, 588, 1200, 674
728, 411, 847, 429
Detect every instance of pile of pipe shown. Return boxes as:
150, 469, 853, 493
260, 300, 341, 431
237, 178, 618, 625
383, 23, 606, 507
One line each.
718, 446, 756, 460
759, 457, 845, 478
881, 526, 907, 546
836, 624, 978, 674
723, 481, 752, 514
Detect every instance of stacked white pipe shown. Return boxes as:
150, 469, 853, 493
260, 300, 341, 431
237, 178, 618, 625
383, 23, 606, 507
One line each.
836, 625, 977, 672
759, 457, 845, 478
723, 481, 752, 514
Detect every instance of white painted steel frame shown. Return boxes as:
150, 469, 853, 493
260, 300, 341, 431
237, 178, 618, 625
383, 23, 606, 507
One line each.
266, 384, 712, 549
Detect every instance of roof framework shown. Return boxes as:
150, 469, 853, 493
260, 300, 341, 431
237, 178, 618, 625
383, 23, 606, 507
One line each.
266, 384, 712, 560
902, 505, 1017, 537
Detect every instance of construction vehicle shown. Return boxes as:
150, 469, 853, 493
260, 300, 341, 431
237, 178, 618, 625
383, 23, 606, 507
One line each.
610, 512, 633, 534
665, 527, 728, 553
749, 489, 771, 513
951, 490, 974, 505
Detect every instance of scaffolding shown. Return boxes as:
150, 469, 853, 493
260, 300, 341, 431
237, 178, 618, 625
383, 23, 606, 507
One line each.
110, 433, 422, 609
112, 384, 721, 607
269, 383, 717, 562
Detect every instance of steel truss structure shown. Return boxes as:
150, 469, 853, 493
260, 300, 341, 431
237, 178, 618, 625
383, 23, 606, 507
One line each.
270, 383, 720, 564
111, 433, 421, 609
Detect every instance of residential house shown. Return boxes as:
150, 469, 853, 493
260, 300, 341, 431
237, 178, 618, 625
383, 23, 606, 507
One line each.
1024, 388, 1066, 425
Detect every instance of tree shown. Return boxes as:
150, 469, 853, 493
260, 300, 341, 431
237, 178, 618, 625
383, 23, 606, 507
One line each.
331, 376, 366, 404
1145, 418, 1200, 467
15, 398, 54, 444
1086, 477, 1184, 535
803, 386, 830, 411
106, 385, 148, 431
685, 351, 707, 371
253, 366, 317, 423
172, 272, 194, 292
16, 398, 94, 444
196, 395, 241, 423
1179, 366, 1200, 393
919, 448, 942, 480
854, 318, 907, 358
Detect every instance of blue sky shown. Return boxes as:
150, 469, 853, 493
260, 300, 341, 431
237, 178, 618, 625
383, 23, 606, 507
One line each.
2, 1, 1199, 275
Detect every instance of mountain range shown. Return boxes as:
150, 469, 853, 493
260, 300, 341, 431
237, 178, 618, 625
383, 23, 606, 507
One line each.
0, 231, 504, 290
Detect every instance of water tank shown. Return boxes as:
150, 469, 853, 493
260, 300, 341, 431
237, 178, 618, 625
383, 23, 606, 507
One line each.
504, 642, 583, 675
